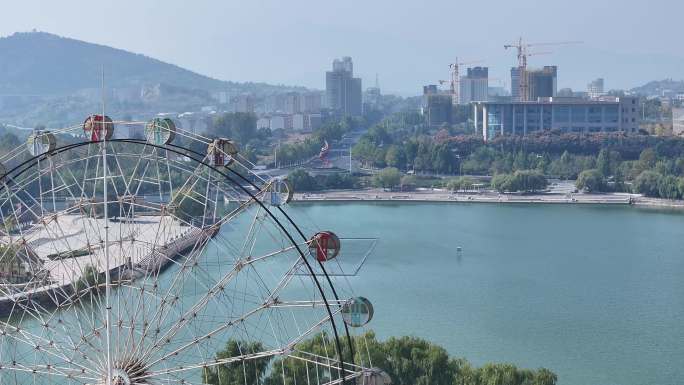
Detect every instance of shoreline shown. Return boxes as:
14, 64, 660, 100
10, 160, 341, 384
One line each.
291, 189, 684, 210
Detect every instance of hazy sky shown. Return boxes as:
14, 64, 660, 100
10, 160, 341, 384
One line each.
2, 0, 683, 95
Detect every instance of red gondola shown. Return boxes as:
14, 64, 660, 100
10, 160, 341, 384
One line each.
308, 231, 341, 262
83, 115, 114, 141
207, 138, 238, 167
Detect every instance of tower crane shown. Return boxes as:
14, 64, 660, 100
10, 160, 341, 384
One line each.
504, 38, 582, 101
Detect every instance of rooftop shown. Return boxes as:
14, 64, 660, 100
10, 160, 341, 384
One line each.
476, 96, 637, 105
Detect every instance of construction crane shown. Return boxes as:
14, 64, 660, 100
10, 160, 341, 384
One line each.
504, 38, 581, 101
448, 58, 484, 105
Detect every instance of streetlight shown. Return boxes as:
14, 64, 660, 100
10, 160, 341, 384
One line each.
454, 154, 462, 176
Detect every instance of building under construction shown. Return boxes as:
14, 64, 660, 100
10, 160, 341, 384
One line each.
511, 66, 557, 102
422, 85, 452, 128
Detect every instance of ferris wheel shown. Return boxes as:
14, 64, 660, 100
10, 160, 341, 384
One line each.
0, 116, 384, 385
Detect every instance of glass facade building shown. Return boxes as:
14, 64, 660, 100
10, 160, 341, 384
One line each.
473, 97, 640, 141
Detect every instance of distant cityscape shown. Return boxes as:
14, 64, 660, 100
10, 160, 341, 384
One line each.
2, 31, 683, 143
179, 47, 684, 143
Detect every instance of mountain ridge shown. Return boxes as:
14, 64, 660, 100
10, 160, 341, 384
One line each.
0, 31, 302, 96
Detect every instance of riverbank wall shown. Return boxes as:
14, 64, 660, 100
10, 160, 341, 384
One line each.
291, 189, 684, 210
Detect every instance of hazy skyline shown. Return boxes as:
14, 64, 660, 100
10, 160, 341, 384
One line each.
3, 0, 683, 95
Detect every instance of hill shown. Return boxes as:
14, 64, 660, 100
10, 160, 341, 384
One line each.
0, 31, 294, 96
630, 79, 684, 96
0, 31, 305, 127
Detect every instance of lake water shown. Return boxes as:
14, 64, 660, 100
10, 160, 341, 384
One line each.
286, 202, 684, 385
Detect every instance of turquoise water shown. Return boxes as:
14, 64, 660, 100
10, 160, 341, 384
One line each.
287, 203, 684, 385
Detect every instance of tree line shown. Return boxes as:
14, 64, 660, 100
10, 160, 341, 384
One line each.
203, 331, 557, 385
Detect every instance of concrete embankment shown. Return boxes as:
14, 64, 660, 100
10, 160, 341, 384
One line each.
292, 190, 633, 205
291, 189, 684, 212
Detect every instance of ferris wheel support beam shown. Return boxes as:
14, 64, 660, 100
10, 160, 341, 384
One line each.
101, 135, 113, 385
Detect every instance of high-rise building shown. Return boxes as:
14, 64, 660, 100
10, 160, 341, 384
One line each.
459, 67, 489, 104
511, 66, 557, 101
510, 67, 522, 101
364, 73, 382, 110
325, 57, 363, 116
587, 78, 605, 99
673, 108, 684, 136
422, 85, 452, 128
528, 66, 557, 100
283, 92, 301, 114
301, 91, 322, 113
230, 94, 255, 113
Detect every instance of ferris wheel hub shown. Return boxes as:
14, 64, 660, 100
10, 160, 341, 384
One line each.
108, 368, 132, 385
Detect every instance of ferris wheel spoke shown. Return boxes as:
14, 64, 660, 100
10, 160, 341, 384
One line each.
288, 351, 363, 376
144, 290, 339, 369
0, 323, 100, 377
122, 143, 152, 196
139, 235, 307, 361
267, 299, 347, 308
141, 348, 284, 380
123, 227, 216, 361
0, 363, 100, 382
144, 300, 270, 366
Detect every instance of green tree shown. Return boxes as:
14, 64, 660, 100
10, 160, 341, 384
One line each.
658, 175, 680, 199
373, 167, 402, 189
535, 153, 551, 174
447, 177, 474, 192
203, 331, 558, 385
381, 336, 454, 385
212, 113, 258, 145
385, 145, 407, 169
491, 171, 547, 193
287, 169, 319, 192
633, 170, 662, 197
513, 150, 528, 171
551, 151, 579, 180
533, 368, 558, 385
203, 340, 269, 385
3, 217, 17, 234
490, 174, 512, 193
596, 149, 611, 176
639, 148, 657, 169
431, 143, 454, 174
576, 169, 607, 193
74, 264, 101, 296
677, 177, 684, 198
400, 174, 419, 191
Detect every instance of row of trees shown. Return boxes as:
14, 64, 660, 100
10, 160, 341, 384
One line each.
490, 170, 548, 193
351, 110, 684, 193
287, 169, 358, 192
446, 177, 475, 192
203, 332, 557, 385
353, 112, 684, 201
354, 137, 457, 174
631, 170, 684, 200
